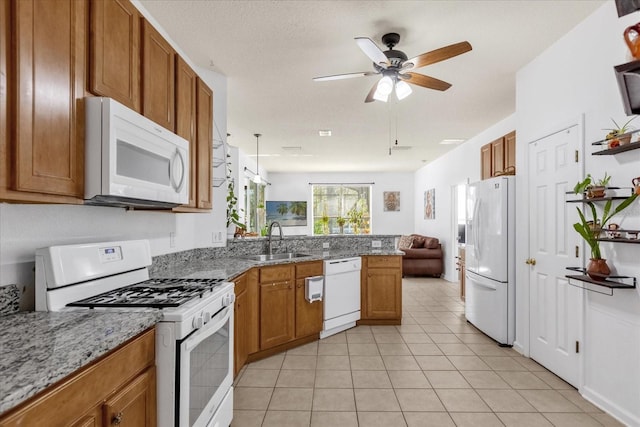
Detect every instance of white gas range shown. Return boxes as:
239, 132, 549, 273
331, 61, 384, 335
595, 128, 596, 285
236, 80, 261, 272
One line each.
34, 239, 235, 427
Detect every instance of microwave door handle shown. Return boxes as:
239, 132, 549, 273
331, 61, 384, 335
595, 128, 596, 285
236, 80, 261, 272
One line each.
170, 149, 186, 192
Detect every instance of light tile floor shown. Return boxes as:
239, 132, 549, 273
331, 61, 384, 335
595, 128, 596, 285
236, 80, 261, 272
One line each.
231, 277, 624, 427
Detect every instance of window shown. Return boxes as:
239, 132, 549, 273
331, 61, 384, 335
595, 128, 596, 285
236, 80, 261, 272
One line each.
312, 184, 372, 235
245, 180, 266, 234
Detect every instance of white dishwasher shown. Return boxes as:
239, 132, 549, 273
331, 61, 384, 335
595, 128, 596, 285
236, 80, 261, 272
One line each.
320, 257, 362, 338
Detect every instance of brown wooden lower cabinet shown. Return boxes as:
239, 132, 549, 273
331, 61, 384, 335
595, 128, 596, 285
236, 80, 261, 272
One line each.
259, 280, 295, 349
233, 273, 249, 376
0, 328, 156, 427
360, 255, 402, 324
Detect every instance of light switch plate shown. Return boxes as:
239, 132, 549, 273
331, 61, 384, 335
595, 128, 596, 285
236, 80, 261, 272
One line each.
372, 240, 382, 248
323, 242, 330, 249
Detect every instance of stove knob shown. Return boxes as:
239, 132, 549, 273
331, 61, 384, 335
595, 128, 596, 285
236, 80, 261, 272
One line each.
222, 293, 236, 307
203, 311, 212, 323
192, 315, 204, 330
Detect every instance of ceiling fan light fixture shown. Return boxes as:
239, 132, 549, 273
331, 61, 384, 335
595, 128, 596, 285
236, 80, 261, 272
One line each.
395, 80, 412, 100
376, 76, 393, 96
373, 90, 389, 102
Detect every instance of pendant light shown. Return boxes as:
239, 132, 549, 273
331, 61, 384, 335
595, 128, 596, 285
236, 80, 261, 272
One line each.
253, 133, 262, 184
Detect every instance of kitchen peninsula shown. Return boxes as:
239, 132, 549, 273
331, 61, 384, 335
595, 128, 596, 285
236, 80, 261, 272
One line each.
0, 235, 402, 419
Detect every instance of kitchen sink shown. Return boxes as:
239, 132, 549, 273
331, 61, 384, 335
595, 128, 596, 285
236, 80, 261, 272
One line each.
242, 252, 312, 262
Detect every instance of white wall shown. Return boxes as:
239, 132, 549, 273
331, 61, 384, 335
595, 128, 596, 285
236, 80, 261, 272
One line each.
413, 115, 516, 282
267, 172, 415, 236
515, 2, 640, 425
0, 3, 229, 300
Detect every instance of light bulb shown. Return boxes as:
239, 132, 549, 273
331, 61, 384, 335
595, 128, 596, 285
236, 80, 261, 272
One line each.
395, 80, 412, 100
376, 76, 393, 96
373, 90, 389, 102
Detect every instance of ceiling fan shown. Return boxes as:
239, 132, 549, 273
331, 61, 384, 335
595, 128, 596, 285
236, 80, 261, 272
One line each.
313, 33, 472, 103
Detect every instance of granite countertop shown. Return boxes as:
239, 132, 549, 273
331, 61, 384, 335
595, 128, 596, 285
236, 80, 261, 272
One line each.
154, 249, 404, 280
0, 310, 160, 415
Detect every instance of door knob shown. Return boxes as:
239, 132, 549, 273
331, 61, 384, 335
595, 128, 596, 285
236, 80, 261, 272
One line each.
525, 258, 537, 265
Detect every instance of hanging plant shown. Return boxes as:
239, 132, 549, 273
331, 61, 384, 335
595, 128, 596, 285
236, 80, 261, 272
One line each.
226, 154, 245, 231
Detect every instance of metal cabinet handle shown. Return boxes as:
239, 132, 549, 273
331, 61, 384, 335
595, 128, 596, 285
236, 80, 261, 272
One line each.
112, 412, 123, 425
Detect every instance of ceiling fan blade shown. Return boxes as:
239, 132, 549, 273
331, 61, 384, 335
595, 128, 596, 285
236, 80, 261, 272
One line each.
402, 73, 452, 91
355, 37, 389, 68
313, 71, 377, 82
403, 41, 472, 70
364, 81, 378, 103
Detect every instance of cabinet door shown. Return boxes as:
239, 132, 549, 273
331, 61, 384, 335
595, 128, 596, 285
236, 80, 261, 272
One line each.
259, 281, 295, 350
141, 19, 175, 131
234, 274, 249, 377
103, 367, 156, 427
365, 268, 402, 319
247, 268, 260, 354
491, 137, 505, 176
175, 56, 197, 208
90, 0, 141, 112
195, 78, 213, 209
0, 0, 9, 200
480, 143, 492, 180
11, 0, 85, 198
505, 130, 516, 172
295, 278, 323, 338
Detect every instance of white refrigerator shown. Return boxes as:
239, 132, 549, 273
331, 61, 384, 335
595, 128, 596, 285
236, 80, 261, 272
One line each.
465, 175, 515, 346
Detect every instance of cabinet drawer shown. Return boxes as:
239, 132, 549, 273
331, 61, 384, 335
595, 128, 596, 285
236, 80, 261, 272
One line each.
296, 261, 323, 278
232, 273, 247, 294
367, 256, 401, 268
259, 265, 293, 283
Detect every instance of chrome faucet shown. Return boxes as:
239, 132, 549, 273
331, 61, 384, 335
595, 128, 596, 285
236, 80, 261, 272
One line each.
267, 221, 284, 255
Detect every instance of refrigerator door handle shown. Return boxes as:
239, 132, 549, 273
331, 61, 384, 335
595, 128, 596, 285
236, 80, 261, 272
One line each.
471, 278, 497, 291
473, 199, 481, 261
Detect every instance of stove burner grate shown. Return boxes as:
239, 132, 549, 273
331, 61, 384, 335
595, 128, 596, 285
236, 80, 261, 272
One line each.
67, 278, 227, 309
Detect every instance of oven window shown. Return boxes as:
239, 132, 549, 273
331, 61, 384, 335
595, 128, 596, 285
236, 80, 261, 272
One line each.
116, 139, 170, 185
189, 317, 230, 426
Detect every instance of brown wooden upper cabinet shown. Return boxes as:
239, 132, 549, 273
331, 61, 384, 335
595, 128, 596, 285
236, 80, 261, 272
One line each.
480, 130, 516, 180
196, 78, 213, 210
480, 143, 492, 180
174, 57, 198, 209
1, 0, 86, 203
90, 0, 141, 112
142, 19, 175, 132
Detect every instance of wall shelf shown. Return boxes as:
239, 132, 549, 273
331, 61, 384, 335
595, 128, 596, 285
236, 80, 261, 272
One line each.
566, 267, 636, 296
592, 141, 640, 155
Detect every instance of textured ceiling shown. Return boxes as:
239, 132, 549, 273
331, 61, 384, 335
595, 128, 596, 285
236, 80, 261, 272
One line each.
139, 0, 605, 172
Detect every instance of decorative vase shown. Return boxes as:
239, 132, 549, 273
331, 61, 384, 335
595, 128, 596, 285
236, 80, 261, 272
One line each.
586, 258, 611, 281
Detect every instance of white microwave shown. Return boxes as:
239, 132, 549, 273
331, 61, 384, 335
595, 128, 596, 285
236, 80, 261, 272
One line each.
85, 97, 189, 208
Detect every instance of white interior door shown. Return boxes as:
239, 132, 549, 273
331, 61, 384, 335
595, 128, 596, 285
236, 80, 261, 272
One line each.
528, 125, 582, 388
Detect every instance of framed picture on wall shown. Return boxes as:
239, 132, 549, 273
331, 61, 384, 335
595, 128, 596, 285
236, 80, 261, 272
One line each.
265, 201, 307, 226
424, 188, 435, 220
383, 191, 400, 212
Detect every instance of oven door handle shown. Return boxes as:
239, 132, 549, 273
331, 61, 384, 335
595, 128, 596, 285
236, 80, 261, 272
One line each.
184, 306, 232, 352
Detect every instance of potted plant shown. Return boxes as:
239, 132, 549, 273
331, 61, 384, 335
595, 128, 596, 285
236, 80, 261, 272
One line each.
573, 172, 611, 199
321, 209, 330, 235
572, 184, 637, 280
604, 116, 637, 148
336, 216, 346, 234
347, 206, 362, 234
